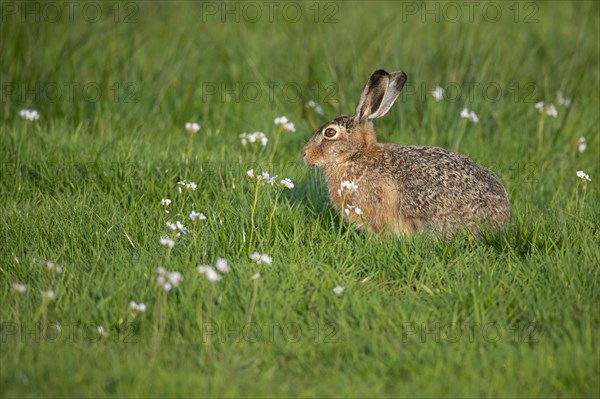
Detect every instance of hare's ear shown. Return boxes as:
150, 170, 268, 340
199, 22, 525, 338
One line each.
355, 70, 407, 123
372, 71, 407, 118
355, 70, 390, 123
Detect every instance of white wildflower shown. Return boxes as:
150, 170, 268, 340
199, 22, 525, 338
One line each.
176, 180, 197, 192
189, 211, 207, 221
159, 237, 175, 249
240, 132, 268, 147
19, 109, 40, 121
460, 108, 479, 123
250, 252, 272, 265
246, 169, 254, 178
251, 273, 261, 280
253, 171, 277, 186
185, 122, 201, 133
157, 267, 183, 291
41, 290, 55, 300
45, 261, 63, 274
97, 326, 108, 337
535, 102, 558, 118
54, 322, 62, 332
130, 301, 147, 312
338, 180, 358, 196
578, 137, 587, 153
557, 91, 571, 107
215, 258, 230, 273
344, 204, 363, 216
12, 283, 26, 294
333, 286, 344, 296
576, 170, 591, 182
161, 198, 171, 206
197, 265, 221, 283
430, 85, 444, 102
283, 122, 296, 132
280, 178, 294, 189
176, 221, 187, 234
274, 116, 289, 125
306, 100, 324, 115
275, 116, 296, 132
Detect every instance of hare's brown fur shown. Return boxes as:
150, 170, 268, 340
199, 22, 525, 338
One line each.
302, 69, 510, 236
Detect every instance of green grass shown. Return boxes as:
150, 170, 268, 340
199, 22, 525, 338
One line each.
1, 1, 599, 397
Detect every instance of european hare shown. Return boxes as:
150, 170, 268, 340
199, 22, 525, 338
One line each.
302, 69, 509, 236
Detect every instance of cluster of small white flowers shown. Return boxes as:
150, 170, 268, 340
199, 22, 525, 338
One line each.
338, 180, 358, 196
240, 132, 268, 146
274, 116, 296, 132
41, 290, 55, 300
159, 236, 175, 249
161, 198, 171, 213
130, 301, 147, 312
344, 204, 363, 216
430, 85, 444, 102
198, 258, 230, 283
177, 180, 197, 193
250, 252, 272, 265
246, 170, 294, 189
45, 261, 63, 274
97, 326, 109, 337
189, 210, 207, 221
557, 91, 571, 108
166, 220, 187, 236
280, 178, 294, 189
197, 265, 221, 282
20, 109, 40, 121
185, 122, 201, 133
576, 170, 591, 182
578, 136, 587, 153
333, 286, 344, 296
157, 267, 183, 291
460, 108, 479, 123
534, 102, 558, 118
305, 100, 324, 115
12, 283, 27, 294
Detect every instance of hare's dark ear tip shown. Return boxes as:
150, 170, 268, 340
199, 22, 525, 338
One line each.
371, 69, 389, 77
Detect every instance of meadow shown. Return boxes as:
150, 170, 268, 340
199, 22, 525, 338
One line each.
1, 1, 599, 397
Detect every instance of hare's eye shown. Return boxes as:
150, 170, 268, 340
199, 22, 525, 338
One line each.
323, 128, 338, 138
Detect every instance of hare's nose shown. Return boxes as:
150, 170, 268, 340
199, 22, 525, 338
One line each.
301, 147, 307, 158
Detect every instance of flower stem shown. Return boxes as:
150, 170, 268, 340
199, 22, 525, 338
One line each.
338, 192, 347, 239
537, 115, 546, 152
267, 189, 282, 236
249, 183, 260, 244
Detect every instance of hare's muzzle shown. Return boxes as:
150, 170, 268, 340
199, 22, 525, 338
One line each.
301, 143, 317, 165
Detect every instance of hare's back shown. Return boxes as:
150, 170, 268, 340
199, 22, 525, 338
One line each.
386, 145, 508, 224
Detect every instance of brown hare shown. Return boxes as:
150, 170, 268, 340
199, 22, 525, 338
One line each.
302, 69, 510, 236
